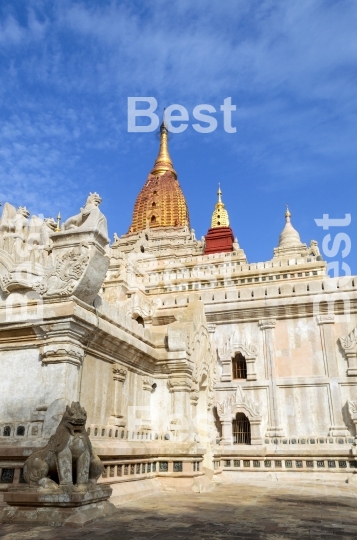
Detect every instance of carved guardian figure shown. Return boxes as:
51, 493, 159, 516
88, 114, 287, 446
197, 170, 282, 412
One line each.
23, 402, 103, 492
63, 192, 102, 230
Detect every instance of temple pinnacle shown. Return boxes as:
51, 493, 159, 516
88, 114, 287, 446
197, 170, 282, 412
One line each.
151, 110, 177, 178
211, 184, 230, 228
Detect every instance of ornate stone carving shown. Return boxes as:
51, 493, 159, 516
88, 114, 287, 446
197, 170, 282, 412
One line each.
63, 193, 103, 231
0, 204, 30, 235
340, 327, 357, 352
34, 243, 90, 297
129, 292, 158, 326
348, 401, 357, 443
168, 378, 192, 392
113, 366, 127, 383
216, 386, 262, 420
41, 343, 84, 367
215, 387, 263, 445
317, 314, 335, 325
142, 377, 154, 391
23, 402, 104, 491
258, 319, 276, 330
0, 194, 109, 305
218, 328, 258, 382
339, 327, 357, 376
348, 400, 357, 418
218, 331, 258, 360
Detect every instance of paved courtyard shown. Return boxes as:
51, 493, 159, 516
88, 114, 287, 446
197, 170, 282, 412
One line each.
1, 479, 357, 539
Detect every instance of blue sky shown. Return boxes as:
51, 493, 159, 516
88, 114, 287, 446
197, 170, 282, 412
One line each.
0, 0, 356, 273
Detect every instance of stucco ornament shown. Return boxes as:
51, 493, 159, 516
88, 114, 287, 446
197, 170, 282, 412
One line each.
218, 327, 258, 382
63, 192, 103, 230
216, 386, 262, 420
340, 327, 357, 352
23, 402, 103, 492
0, 194, 109, 304
34, 243, 90, 297
218, 328, 258, 359
348, 401, 357, 416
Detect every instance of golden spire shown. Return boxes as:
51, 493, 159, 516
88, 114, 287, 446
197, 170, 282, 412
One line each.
151, 111, 177, 179
285, 204, 291, 221
128, 111, 190, 233
211, 184, 230, 228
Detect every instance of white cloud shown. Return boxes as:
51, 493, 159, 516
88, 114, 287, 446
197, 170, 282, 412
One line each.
0, 0, 356, 232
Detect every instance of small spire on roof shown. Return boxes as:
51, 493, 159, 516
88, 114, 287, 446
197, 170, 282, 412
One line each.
211, 184, 230, 228
151, 108, 177, 178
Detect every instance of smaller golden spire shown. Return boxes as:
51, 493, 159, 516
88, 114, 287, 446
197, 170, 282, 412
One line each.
55, 211, 61, 232
151, 110, 177, 179
285, 204, 291, 222
211, 184, 230, 228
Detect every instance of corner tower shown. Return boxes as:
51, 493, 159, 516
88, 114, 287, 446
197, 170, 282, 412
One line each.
128, 119, 190, 233
204, 185, 235, 255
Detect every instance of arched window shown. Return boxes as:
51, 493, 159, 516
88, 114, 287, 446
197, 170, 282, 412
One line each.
16, 426, 25, 436
3, 426, 11, 437
151, 215, 156, 223
232, 413, 251, 444
232, 353, 247, 379
136, 316, 144, 327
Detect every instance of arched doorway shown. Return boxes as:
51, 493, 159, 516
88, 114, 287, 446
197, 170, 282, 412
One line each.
232, 412, 251, 444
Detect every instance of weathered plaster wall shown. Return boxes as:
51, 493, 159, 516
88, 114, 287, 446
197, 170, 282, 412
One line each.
0, 349, 81, 423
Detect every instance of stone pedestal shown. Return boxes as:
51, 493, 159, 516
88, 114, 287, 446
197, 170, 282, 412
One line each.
0, 484, 115, 527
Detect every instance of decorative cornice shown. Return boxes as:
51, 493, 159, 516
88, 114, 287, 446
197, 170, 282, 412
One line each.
41, 342, 84, 367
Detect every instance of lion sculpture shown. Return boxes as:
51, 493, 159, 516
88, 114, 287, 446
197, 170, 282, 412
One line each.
23, 402, 103, 492
63, 192, 102, 230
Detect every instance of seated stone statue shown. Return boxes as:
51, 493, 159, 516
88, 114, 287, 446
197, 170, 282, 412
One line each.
63, 192, 103, 230
23, 402, 103, 492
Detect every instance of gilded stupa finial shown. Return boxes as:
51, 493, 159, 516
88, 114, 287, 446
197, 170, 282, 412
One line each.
217, 183, 222, 203
285, 204, 291, 222
129, 109, 190, 233
211, 184, 230, 228
151, 110, 177, 179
